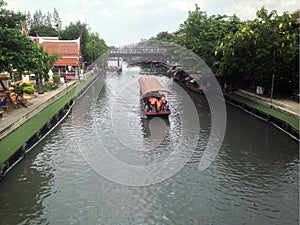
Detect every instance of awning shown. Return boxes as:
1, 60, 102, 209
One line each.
138, 76, 171, 98
0, 72, 10, 80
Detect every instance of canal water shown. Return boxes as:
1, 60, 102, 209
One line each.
0, 65, 298, 225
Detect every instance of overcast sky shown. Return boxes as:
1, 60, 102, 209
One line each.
5, 0, 299, 46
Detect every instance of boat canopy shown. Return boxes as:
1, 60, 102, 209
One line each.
138, 76, 171, 98
188, 73, 202, 80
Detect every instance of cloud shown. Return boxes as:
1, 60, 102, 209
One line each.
170, 0, 196, 11
4, 0, 300, 46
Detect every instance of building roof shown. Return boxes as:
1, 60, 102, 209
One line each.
290, 9, 300, 22
42, 41, 79, 56
30, 36, 82, 67
55, 58, 79, 66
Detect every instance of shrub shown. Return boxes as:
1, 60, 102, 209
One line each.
22, 83, 33, 87
53, 74, 60, 84
44, 83, 52, 91
23, 86, 35, 94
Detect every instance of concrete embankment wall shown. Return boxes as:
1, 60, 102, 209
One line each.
0, 72, 103, 179
224, 92, 299, 141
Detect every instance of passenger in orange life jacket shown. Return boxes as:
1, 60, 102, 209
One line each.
156, 98, 162, 111
161, 96, 167, 111
150, 97, 157, 111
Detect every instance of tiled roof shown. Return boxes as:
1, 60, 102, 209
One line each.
55, 58, 79, 66
42, 41, 79, 56
30, 37, 82, 66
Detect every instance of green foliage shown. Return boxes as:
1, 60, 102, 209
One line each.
173, 4, 242, 69
29, 24, 58, 36
53, 74, 60, 83
153, 31, 175, 42
44, 83, 52, 91
22, 82, 32, 87
0, 1, 57, 80
52, 8, 62, 30
0, 27, 50, 74
23, 86, 35, 94
59, 21, 89, 60
0, 0, 25, 29
59, 21, 108, 63
0, 0, 104, 86
27, 8, 62, 32
216, 7, 299, 94
153, 4, 298, 95
14, 84, 23, 95
86, 32, 109, 62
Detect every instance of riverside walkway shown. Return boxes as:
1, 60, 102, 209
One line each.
225, 89, 299, 140
235, 89, 299, 119
0, 81, 78, 141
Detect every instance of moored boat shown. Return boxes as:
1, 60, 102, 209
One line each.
185, 73, 204, 94
138, 76, 171, 117
172, 67, 189, 82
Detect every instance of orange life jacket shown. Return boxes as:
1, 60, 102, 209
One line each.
150, 98, 157, 105
157, 100, 162, 107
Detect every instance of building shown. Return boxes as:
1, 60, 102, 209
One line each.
290, 9, 300, 22
30, 36, 82, 79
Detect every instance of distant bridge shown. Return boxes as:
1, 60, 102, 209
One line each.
109, 47, 167, 58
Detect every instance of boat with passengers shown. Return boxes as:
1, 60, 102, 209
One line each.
138, 76, 171, 117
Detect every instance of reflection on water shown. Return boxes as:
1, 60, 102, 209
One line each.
141, 117, 170, 139
0, 66, 298, 224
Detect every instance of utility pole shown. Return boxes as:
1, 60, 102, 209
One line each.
269, 74, 275, 108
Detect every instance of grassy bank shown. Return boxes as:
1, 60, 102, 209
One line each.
225, 92, 299, 131
0, 75, 97, 164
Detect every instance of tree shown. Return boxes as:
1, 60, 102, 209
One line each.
59, 21, 108, 63
86, 32, 109, 63
216, 7, 299, 94
52, 8, 62, 30
59, 21, 89, 61
0, 1, 58, 80
31, 10, 45, 28
27, 8, 62, 36
0, 0, 25, 28
153, 31, 175, 42
0, 26, 57, 74
28, 24, 58, 36
173, 4, 242, 69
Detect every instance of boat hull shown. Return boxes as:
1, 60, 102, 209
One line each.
185, 81, 204, 94
144, 109, 171, 117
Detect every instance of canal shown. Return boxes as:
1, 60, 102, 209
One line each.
0, 65, 298, 225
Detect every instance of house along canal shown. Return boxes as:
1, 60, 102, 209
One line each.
0, 65, 298, 225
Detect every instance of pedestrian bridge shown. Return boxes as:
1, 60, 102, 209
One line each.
109, 47, 167, 58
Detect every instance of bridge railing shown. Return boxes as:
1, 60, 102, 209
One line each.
109, 48, 167, 56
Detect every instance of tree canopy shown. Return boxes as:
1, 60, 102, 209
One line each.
153, 5, 299, 95
59, 21, 108, 64
0, 0, 57, 77
25, 8, 62, 36
0, 0, 108, 79
172, 5, 242, 69
216, 7, 299, 94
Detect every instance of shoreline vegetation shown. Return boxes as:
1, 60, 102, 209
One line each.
0, 73, 98, 165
